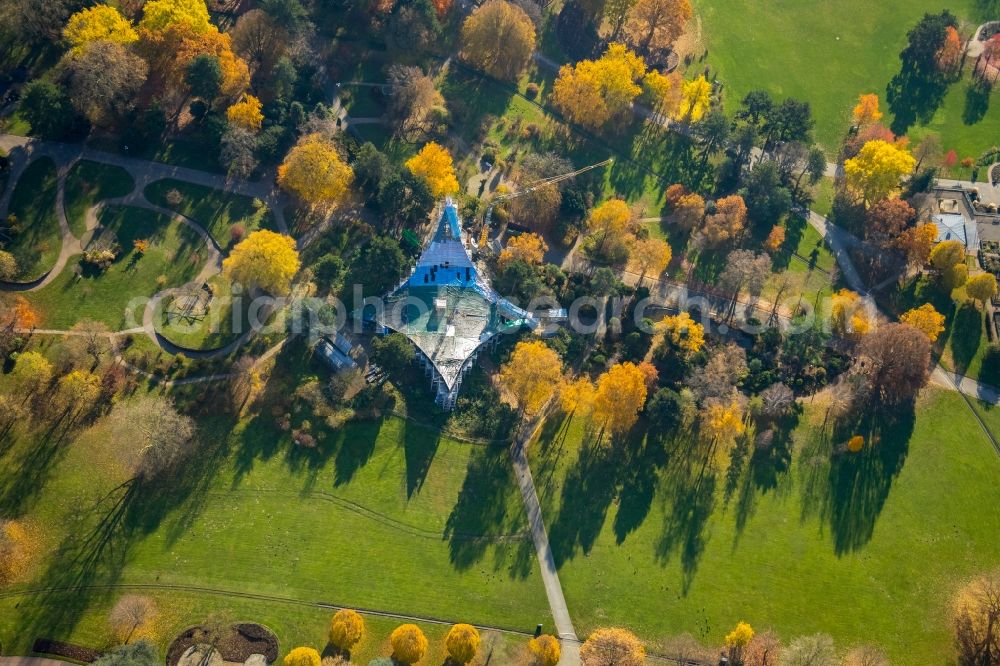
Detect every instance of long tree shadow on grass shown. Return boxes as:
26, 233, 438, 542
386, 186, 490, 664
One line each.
950, 302, 984, 375
547, 426, 628, 566
613, 426, 668, 545
0, 407, 88, 517
886, 61, 951, 137
963, 82, 992, 125
731, 413, 798, 548
444, 444, 534, 577
14, 446, 226, 650
654, 436, 718, 593
800, 404, 915, 555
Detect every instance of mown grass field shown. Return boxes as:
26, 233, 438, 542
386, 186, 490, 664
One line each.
4, 157, 61, 281
143, 180, 276, 250
693, 0, 999, 158
63, 161, 135, 239
0, 341, 551, 660
25, 206, 205, 329
529, 388, 1000, 663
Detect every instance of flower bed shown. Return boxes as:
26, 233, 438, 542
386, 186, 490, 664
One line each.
166, 623, 279, 666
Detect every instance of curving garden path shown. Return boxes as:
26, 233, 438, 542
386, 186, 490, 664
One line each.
0, 134, 297, 361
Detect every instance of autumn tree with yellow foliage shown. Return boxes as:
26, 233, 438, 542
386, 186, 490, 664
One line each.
223, 230, 300, 295
139, 0, 212, 34
724, 621, 754, 665
831, 289, 872, 340
498, 340, 564, 415
930, 239, 968, 291
628, 237, 672, 283
673, 75, 711, 122
226, 95, 263, 131
282, 647, 321, 666
966, 273, 998, 309
390, 624, 428, 665
641, 69, 679, 115
701, 399, 745, 447
278, 134, 354, 209
900, 304, 945, 342
64, 5, 138, 51
592, 362, 648, 435
11, 350, 53, 396
579, 628, 645, 666
55, 370, 102, 414
560, 377, 597, 417
552, 43, 647, 130
499, 232, 548, 269
405, 142, 460, 198
445, 624, 480, 664
459, 0, 536, 81
587, 198, 634, 257
528, 634, 561, 666
851, 93, 883, 126
656, 311, 705, 354
329, 609, 365, 652
843, 139, 916, 206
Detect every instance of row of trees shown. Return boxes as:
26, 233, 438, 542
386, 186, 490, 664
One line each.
283, 609, 562, 666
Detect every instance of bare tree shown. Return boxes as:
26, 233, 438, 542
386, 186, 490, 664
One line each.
853, 323, 931, 406
108, 595, 157, 644
842, 645, 890, 666
718, 249, 771, 321
689, 343, 747, 403
63, 41, 148, 127
953, 569, 1000, 665
386, 65, 447, 142
106, 395, 197, 481
744, 631, 782, 666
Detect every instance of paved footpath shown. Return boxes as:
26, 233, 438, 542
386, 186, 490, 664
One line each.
0, 658, 77, 666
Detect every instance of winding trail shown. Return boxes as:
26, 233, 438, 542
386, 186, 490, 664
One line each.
0, 134, 296, 361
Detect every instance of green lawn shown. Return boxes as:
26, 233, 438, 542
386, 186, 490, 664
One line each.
144, 179, 276, 250
0, 581, 530, 665
529, 388, 1000, 662
0, 353, 550, 656
3, 157, 62, 281
888, 272, 997, 387
63, 161, 135, 239
694, 0, 995, 157
87, 137, 226, 174
154, 274, 250, 351
811, 176, 836, 217
24, 206, 206, 329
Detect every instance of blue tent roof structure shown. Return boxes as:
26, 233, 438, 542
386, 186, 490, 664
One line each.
376, 199, 537, 409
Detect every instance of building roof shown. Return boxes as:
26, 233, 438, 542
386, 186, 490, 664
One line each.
934, 212, 973, 247
377, 200, 535, 391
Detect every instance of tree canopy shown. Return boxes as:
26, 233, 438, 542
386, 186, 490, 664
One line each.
404, 142, 460, 198
278, 134, 354, 209
223, 230, 301, 295
460, 0, 536, 81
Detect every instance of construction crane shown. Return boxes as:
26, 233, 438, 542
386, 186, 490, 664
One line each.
476, 158, 614, 250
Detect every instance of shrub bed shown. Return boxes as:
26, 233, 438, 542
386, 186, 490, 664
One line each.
32, 638, 103, 663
